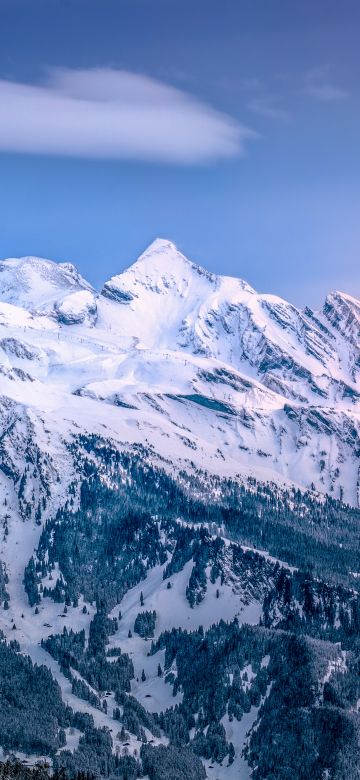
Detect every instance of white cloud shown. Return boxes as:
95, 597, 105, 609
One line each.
301, 67, 349, 102
248, 95, 289, 121
302, 83, 349, 102
0, 68, 255, 164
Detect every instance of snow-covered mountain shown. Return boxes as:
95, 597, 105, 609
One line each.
0, 255, 94, 311
1, 237, 359, 508
0, 238, 360, 780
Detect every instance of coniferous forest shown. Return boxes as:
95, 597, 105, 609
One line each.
0, 438, 357, 779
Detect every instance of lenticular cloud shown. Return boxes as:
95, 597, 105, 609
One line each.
0, 68, 253, 163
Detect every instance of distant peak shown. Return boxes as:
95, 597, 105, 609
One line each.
102, 238, 259, 302
1, 255, 83, 280
324, 290, 360, 315
326, 289, 360, 306
1, 255, 58, 269
135, 237, 193, 267
0, 253, 93, 310
123, 237, 215, 281
142, 237, 178, 255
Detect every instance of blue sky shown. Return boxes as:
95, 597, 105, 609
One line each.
0, 0, 359, 306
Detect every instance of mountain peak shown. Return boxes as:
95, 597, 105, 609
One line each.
0, 254, 92, 310
127, 237, 212, 278
323, 289, 360, 350
139, 237, 179, 257
101, 238, 216, 303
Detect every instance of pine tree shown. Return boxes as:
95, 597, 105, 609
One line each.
228, 742, 235, 764
58, 728, 66, 748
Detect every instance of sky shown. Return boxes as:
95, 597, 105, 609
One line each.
0, 0, 360, 307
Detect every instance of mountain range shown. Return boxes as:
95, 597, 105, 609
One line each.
0, 239, 359, 780
1, 237, 360, 505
